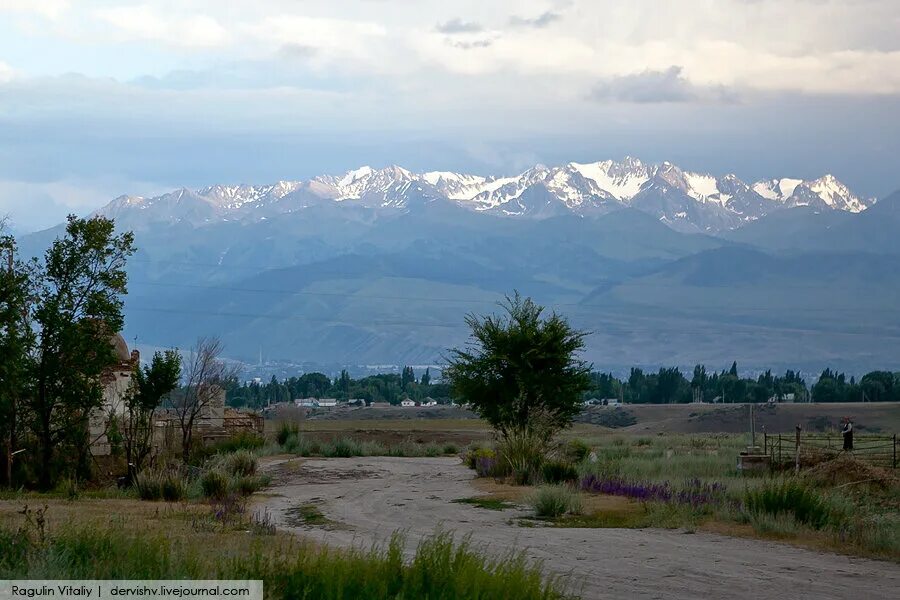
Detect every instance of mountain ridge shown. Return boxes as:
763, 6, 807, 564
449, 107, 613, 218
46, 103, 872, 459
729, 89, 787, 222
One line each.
95, 157, 875, 234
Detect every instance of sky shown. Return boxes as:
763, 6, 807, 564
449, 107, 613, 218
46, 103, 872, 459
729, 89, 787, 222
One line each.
1, 0, 899, 232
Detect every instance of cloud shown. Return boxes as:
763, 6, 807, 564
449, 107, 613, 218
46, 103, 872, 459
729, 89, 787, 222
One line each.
435, 18, 483, 34
0, 0, 68, 19
94, 5, 230, 48
509, 11, 561, 28
589, 66, 738, 103
448, 39, 493, 50
0, 61, 15, 83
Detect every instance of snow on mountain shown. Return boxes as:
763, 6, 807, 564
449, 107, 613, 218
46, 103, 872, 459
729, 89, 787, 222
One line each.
569, 157, 652, 201
93, 158, 875, 233
752, 178, 803, 202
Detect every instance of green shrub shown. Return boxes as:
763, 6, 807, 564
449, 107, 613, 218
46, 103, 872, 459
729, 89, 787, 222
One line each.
464, 446, 495, 469
283, 433, 301, 453
563, 439, 591, 463
530, 485, 583, 518
541, 460, 579, 485
133, 471, 163, 501
323, 437, 362, 458
212, 431, 266, 454
423, 443, 442, 458
231, 474, 270, 497
497, 432, 547, 485
161, 474, 187, 502
276, 422, 300, 446
744, 479, 845, 530
220, 450, 258, 477
442, 443, 460, 455
200, 470, 230, 500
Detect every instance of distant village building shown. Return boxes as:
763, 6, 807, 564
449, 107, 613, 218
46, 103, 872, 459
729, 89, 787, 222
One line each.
603, 398, 622, 407
400, 399, 416, 408
317, 398, 338, 408
295, 398, 318, 408
768, 393, 796, 403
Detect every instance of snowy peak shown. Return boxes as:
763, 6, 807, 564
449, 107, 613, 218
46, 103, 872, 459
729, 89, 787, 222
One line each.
568, 157, 651, 201
803, 174, 868, 212
92, 158, 876, 233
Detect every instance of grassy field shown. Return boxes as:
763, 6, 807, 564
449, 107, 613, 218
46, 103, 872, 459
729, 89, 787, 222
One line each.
463, 432, 900, 561
0, 488, 569, 599
270, 401, 900, 436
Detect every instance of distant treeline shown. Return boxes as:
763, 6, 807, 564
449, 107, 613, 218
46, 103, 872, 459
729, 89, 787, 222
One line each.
225, 363, 900, 408
225, 367, 451, 408
588, 363, 900, 404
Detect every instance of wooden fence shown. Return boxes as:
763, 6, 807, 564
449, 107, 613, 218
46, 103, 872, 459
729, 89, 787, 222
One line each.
765, 431, 897, 469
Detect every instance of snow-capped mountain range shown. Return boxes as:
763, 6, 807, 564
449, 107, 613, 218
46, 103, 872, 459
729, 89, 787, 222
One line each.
98, 158, 874, 233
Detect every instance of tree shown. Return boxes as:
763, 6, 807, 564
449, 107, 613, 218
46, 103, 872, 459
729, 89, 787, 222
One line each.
445, 293, 591, 449
421, 368, 431, 387
401, 366, 416, 388
0, 234, 34, 486
123, 349, 181, 479
24, 216, 134, 488
175, 337, 233, 463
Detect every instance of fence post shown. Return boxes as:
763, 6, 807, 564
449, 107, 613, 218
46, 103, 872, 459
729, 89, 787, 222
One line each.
763, 431, 767, 455
795, 425, 802, 474
894, 434, 897, 470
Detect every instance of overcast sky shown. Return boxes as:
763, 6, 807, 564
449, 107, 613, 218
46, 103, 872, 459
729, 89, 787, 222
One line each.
2, 0, 899, 232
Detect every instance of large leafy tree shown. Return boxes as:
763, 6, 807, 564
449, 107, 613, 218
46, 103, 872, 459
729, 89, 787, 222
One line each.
445, 293, 591, 442
0, 234, 34, 486
25, 215, 135, 488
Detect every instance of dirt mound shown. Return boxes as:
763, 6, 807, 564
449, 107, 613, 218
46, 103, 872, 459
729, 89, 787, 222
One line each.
803, 455, 898, 490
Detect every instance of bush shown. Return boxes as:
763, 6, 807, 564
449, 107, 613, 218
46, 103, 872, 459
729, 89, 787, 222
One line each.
276, 422, 300, 446
220, 450, 257, 477
133, 471, 163, 501
323, 438, 362, 458
442, 443, 460, 455
161, 473, 187, 502
212, 431, 266, 454
200, 470, 230, 500
231, 474, 270, 497
530, 485, 583, 518
497, 431, 546, 485
563, 439, 591, 463
541, 460, 579, 485
464, 447, 495, 469
744, 479, 845, 530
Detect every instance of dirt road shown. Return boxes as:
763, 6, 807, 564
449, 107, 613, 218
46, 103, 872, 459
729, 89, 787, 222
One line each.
259, 456, 900, 600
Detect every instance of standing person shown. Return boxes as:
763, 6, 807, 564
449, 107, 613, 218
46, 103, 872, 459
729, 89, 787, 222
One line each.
841, 417, 854, 451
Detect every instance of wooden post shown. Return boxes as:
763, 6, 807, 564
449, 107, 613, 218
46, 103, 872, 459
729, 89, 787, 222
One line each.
893, 434, 897, 470
795, 425, 802, 474
750, 403, 756, 448
763, 430, 767, 455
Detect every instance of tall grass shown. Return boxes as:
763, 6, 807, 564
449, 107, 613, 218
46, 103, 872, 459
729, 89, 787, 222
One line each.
743, 479, 846, 530
279, 435, 459, 459
0, 524, 570, 600
530, 486, 583, 518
